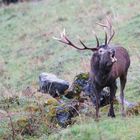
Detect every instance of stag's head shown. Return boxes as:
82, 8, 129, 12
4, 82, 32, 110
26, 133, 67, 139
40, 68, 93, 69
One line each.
53, 19, 117, 70
94, 19, 117, 70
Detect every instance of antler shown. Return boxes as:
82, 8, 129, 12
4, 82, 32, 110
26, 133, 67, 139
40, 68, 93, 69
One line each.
92, 30, 100, 48
53, 29, 98, 51
97, 17, 115, 45
106, 18, 115, 44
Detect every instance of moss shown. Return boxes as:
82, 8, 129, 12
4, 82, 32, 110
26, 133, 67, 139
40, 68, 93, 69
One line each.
44, 98, 59, 106
14, 115, 40, 136
47, 106, 57, 118
74, 73, 89, 81
126, 102, 140, 116
24, 105, 39, 112
16, 117, 29, 128
65, 73, 89, 99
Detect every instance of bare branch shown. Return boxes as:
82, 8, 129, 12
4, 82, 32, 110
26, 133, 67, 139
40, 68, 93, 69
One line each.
5, 110, 16, 140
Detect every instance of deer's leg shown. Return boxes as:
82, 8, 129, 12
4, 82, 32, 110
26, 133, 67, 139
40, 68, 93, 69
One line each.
95, 91, 100, 119
108, 83, 117, 117
90, 87, 101, 120
120, 75, 127, 117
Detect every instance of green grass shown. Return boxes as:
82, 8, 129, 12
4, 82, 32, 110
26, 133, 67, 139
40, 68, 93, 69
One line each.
0, 0, 139, 89
0, 0, 140, 93
0, 0, 140, 139
48, 116, 140, 140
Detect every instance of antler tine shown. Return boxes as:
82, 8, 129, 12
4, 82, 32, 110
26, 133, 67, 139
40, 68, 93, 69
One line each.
53, 29, 83, 50
97, 18, 115, 45
53, 29, 98, 51
107, 29, 115, 44
92, 30, 99, 47
105, 31, 108, 45
79, 39, 88, 48
97, 21, 109, 46
79, 39, 98, 51
106, 18, 115, 44
106, 18, 112, 35
96, 22, 108, 28
53, 29, 67, 43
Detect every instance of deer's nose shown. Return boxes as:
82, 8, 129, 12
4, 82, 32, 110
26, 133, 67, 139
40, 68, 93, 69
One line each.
109, 49, 117, 63
109, 49, 115, 57
112, 49, 115, 57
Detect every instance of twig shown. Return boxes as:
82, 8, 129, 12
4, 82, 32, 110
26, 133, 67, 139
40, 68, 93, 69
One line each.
5, 110, 16, 140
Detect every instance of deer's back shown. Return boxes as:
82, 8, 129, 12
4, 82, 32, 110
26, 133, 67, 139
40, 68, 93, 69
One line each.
111, 46, 130, 79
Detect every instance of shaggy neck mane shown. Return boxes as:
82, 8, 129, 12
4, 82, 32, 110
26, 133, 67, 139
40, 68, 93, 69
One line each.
91, 54, 111, 86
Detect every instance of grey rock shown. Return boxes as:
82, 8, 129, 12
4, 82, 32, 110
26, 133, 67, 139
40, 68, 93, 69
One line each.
84, 82, 110, 107
56, 101, 78, 128
39, 73, 69, 97
65, 73, 89, 99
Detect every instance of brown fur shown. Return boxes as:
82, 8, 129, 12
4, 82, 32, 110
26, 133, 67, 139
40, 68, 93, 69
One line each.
54, 27, 130, 119
111, 46, 130, 79
89, 45, 130, 118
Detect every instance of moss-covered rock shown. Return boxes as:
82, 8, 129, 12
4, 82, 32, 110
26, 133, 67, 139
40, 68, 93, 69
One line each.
13, 116, 40, 136
55, 101, 79, 128
31, 92, 78, 128
34, 92, 59, 106
65, 73, 89, 99
44, 98, 59, 106
0, 95, 20, 109
65, 73, 111, 107
126, 102, 140, 116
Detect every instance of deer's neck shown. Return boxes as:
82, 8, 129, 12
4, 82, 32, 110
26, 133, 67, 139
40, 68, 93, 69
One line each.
93, 65, 111, 87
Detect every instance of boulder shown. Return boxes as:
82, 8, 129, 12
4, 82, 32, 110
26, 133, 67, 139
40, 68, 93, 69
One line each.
126, 102, 140, 116
39, 73, 69, 97
84, 81, 110, 107
65, 73, 89, 99
65, 72, 110, 107
55, 100, 79, 128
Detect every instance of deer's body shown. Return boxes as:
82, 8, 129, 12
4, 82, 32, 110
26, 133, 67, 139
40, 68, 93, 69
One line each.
110, 46, 130, 79
90, 45, 130, 117
91, 46, 130, 85
54, 19, 130, 119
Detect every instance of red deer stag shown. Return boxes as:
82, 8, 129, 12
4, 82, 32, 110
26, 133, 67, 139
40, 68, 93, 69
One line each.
53, 20, 130, 119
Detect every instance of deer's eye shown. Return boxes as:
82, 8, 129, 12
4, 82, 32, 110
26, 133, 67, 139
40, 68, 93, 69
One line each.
99, 49, 104, 54
99, 50, 102, 53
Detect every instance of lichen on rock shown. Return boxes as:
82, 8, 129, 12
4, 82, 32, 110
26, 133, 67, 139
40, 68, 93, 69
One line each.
65, 73, 89, 99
